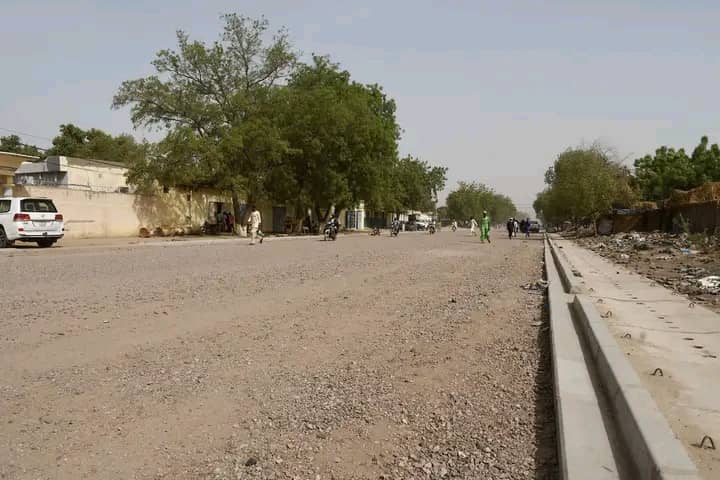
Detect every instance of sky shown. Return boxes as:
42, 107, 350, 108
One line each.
3, 0, 720, 212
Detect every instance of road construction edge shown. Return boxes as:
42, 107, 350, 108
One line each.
547, 236, 701, 480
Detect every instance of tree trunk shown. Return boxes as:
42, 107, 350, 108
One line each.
314, 205, 324, 226
231, 188, 245, 237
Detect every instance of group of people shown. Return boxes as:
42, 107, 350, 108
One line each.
215, 210, 236, 233
506, 217, 532, 239
210, 206, 264, 245
468, 211, 492, 243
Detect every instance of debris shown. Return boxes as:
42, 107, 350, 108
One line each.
575, 232, 720, 313
244, 457, 258, 467
522, 280, 548, 291
698, 276, 720, 290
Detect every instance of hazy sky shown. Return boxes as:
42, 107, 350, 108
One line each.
3, 0, 720, 210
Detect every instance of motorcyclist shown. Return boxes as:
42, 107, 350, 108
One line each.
326, 215, 340, 232
391, 217, 401, 234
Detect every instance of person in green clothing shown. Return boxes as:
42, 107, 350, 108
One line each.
480, 210, 491, 243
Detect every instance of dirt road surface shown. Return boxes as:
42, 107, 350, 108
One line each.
0, 232, 556, 480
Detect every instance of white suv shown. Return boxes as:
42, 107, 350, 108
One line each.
0, 197, 64, 248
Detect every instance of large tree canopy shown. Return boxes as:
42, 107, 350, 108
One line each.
271, 56, 403, 219
534, 146, 634, 225
113, 13, 297, 213
634, 136, 720, 201
393, 156, 447, 212
113, 13, 448, 227
446, 181, 517, 222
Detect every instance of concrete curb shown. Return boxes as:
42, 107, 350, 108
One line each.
545, 240, 621, 479
546, 234, 700, 479
547, 235, 584, 293
571, 296, 701, 480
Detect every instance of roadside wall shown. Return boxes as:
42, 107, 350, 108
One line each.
612, 202, 720, 234
668, 200, 720, 234
11, 185, 231, 239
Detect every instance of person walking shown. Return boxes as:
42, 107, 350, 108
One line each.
506, 217, 514, 239
480, 211, 491, 243
248, 205, 263, 245
470, 217, 478, 236
525, 218, 531, 238
513, 218, 520, 238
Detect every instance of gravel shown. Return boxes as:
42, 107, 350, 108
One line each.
0, 232, 556, 479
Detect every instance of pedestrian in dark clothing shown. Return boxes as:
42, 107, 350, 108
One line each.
506, 218, 514, 239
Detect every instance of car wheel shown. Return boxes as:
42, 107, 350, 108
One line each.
37, 239, 55, 248
0, 228, 9, 248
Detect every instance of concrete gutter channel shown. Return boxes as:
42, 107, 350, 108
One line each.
545, 236, 702, 479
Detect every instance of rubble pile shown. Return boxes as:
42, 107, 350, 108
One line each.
576, 232, 720, 311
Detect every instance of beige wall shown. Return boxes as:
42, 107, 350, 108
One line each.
1, 152, 35, 195
12, 185, 231, 239
63, 157, 130, 192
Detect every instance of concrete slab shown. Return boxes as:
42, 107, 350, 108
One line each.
545, 241, 627, 479
556, 238, 720, 479
572, 295, 700, 480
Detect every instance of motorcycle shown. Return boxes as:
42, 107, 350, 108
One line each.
428, 223, 436, 234
323, 220, 339, 241
451, 224, 457, 232
390, 221, 401, 237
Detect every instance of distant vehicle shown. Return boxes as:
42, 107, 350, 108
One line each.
0, 197, 64, 248
528, 220, 542, 233
406, 214, 428, 231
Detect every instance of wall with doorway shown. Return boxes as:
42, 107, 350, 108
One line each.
11, 185, 231, 238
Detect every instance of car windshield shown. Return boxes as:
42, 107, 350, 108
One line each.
21, 198, 58, 213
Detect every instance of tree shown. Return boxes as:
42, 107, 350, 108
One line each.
273, 56, 403, 221
634, 146, 693, 201
46, 124, 147, 163
633, 136, 720, 201
0, 135, 43, 157
536, 146, 634, 226
393, 155, 447, 212
689, 135, 720, 186
446, 181, 516, 222
113, 13, 297, 220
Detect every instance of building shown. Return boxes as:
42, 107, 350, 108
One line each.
0, 151, 40, 196
15, 155, 131, 193
9, 154, 296, 238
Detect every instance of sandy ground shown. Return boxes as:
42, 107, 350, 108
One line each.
0, 232, 556, 480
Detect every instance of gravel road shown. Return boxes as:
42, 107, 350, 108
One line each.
0, 232, 556, 480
